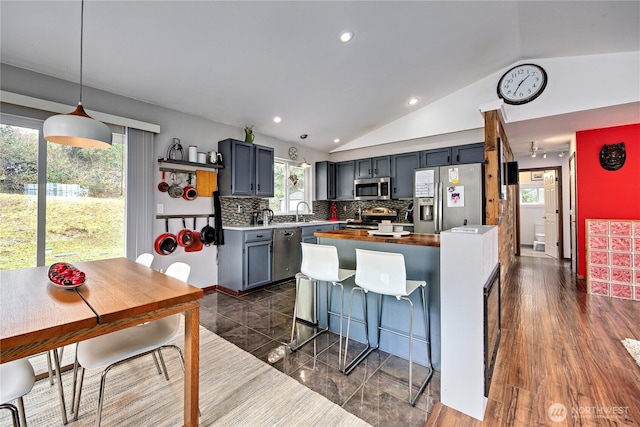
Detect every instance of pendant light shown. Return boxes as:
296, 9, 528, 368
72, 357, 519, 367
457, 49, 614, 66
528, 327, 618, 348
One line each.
43, 0, 111, 148
298, 134, 311, 168
299, 158, 311, 168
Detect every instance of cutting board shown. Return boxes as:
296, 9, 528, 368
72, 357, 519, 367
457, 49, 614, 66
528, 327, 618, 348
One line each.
195, 170, 217, 197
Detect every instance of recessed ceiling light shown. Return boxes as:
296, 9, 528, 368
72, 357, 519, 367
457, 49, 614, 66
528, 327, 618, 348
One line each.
339, 31, 354, 43
408, 97, 419, 106
334, 138, 340, 143
273, 116, 282, 123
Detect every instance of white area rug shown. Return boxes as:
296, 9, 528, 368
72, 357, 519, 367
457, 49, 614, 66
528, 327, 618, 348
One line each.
622, 338, 640, 368
1, 319, 371, 427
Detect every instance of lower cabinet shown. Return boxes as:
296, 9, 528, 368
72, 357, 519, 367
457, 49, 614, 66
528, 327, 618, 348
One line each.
301, 224, 336, 244
218, 229, 273, 292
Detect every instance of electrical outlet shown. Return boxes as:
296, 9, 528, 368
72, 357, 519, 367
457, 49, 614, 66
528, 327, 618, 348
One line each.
237, 204, 243, 213
343, 206, 347, 212
157, 204, 164, 214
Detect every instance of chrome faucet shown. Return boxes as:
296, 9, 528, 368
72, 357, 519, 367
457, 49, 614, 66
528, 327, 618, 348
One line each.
295, 201, 311, 222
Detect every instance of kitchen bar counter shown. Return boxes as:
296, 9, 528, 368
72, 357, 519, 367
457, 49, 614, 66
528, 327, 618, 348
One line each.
316, 231, 441, 370
313, 229, 440, 247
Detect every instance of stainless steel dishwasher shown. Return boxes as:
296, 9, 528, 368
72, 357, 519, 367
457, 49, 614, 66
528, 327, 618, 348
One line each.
272, 227, 301, 282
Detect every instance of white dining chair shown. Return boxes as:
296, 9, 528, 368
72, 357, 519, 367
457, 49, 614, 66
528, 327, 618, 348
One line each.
135, 252, 154, 268
72, 262, 190, 426
0, 358, 35, 427
343, 249, 433, 406
134, 252, 165, 373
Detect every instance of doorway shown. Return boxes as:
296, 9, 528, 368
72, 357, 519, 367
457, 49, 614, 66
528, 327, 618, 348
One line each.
515, 166, 563, 259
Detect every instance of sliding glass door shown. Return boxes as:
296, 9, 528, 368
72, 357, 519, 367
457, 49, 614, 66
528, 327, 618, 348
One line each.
0, 115, 126, 270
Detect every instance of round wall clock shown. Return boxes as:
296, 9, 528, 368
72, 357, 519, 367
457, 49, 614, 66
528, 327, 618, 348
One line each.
497, 63, 547, 105
288, 147, 298, 160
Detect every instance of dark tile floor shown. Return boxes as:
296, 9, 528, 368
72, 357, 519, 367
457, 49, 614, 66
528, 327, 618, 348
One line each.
199, 280, 440, 427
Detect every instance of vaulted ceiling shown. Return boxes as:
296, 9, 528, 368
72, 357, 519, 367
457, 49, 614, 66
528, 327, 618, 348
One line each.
1, 1, 638, 156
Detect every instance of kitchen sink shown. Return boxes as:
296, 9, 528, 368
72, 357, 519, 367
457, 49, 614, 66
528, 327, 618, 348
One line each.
272, 221, 331, 227
272, 222, 300, 227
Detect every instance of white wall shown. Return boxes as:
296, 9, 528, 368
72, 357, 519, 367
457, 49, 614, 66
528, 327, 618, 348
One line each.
515, 154, 571, 258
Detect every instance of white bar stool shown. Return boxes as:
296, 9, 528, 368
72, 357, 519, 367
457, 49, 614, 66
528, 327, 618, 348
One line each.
343, 248, 433, 406
0, 358, 35, 427
289, 242, 355, 370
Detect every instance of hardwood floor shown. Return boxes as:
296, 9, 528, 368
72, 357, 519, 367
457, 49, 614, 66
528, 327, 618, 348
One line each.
426, 255, 640, 426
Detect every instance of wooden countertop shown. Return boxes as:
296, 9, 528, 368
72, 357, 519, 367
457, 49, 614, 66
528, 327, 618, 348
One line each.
314, 229, 441, 247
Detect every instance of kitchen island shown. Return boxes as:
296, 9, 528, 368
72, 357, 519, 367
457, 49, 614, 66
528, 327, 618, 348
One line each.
314, 229, 441, 370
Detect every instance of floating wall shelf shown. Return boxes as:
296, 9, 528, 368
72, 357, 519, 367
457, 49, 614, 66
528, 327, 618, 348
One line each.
158, 158, 224, 174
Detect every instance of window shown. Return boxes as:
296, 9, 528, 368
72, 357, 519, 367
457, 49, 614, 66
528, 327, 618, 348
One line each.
268, 158, 312, 215
0, 116, 125, 270
520, 187, 545, 205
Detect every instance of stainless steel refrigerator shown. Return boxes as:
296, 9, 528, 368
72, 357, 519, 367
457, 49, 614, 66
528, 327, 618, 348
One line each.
414, 163, 484, 234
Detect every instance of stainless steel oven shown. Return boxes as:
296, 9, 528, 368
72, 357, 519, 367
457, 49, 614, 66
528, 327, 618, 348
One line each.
344, 206, 398, 230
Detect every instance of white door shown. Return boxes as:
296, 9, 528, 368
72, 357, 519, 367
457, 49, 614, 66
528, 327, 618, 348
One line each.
544, 170, 558, 258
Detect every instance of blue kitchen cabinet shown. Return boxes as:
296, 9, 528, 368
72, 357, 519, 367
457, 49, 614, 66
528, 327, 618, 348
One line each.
217, 138, 274, 197
218, 229, 273, 292
315, 161, 336, 200
336, 161, 355, 200
355, 156, 391, 179
452, 143, 484, 165
391, 152, 420, 199
421, 148, 451, 167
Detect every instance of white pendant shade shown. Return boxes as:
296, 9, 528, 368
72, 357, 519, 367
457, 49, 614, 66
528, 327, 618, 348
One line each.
299, 158, 311, 168
43, 104, 112, 148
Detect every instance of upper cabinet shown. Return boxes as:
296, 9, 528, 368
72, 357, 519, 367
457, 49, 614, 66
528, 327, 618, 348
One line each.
452, 143, 484, 165
314, 143, 484, 201
355, 156, 391, 179
254, 145, 274, 197
420, 143, 485, 168
217, 138, 274, 197
335, 161, 355, 200
391, 152, 420, 199
421, 148, 451, 168
315, 161, 336, 201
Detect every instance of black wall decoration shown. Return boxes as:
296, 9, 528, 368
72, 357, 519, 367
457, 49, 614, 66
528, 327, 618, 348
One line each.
599, 142, 626, 171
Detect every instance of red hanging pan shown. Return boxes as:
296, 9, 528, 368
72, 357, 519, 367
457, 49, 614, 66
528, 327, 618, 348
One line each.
158, 171, 169, 192
154, 218, 177, 255
177, 217, 194, 247
185, 217, 203, 252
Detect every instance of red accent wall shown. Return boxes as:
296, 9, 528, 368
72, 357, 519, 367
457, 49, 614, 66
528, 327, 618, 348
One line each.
577, 123, 640, 277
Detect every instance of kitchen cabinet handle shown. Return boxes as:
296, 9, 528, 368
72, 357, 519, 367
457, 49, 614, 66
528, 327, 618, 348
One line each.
447, 156, 450, 163
374, 168, 378, 175
258, 184, 261, 191
368, 168, 371, 175
456, 154, 460, 163
256, 234, 263, 238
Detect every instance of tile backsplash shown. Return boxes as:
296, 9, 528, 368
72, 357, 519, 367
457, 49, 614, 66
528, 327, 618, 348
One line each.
220, 197, 414, 226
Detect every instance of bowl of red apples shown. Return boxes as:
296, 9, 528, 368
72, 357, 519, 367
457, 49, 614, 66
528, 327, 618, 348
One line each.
48, 262, 86, 289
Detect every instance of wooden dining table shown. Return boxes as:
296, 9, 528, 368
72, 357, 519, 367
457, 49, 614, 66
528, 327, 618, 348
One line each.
0, 257, 204, 426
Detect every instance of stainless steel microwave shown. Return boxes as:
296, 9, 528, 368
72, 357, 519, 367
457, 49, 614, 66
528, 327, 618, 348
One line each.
354, 177, 391, 200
